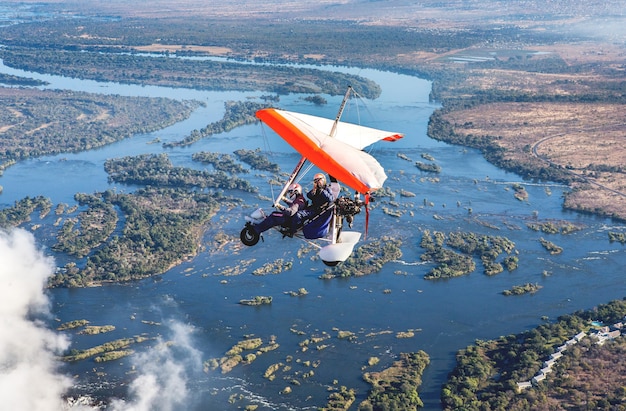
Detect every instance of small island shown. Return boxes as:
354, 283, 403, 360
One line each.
204, 336, 279, 374
511, 183, 528, 201
239, 296, 273, 306
540, 237, 563, 255
608, 231, 626, 244
502, 282, 542, 296
303, 95, 327, 105
415, 161, 441, 174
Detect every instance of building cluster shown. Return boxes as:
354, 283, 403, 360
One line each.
516, 319, 624, 392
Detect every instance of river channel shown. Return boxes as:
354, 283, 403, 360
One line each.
1, 56, 625, 410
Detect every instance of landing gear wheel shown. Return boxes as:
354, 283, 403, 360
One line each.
240, 226, 260, 246
322, 260, 340, 267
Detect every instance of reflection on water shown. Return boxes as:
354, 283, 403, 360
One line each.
1, 58, 625, 410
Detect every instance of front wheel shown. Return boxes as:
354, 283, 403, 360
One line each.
322, 260, 340, 267
240, 226, 260, 246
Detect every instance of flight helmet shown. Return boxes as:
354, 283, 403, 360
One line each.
313, 173, 326, 186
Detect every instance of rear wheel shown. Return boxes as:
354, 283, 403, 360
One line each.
240, 226, 260, 246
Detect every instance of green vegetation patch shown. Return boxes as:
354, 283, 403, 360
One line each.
79, 325, 116, 335
0, 196, 51, 229
94, 349, 133, 363
192, 151, 248, 174
105, 153, 254, 191
205, 336, 279, 374
53, 193, 118, 258
239, 296, 273, 306
360, 351, 430, 410
511, 183, 528, 201
502, 283, 542, 296
608, 231, 626, 244
320, 386, 356, 411
420, 230, 517, 279
234, 148, 280, 173
540, 237, 563, 255
321, 236, 402, 279
50, 185, 236, 287
527, 219, 584, 234
57, 319, 89, 331
252, 259, 293, 276
285, 288, 309, 297
415, 161, 442, 174
62, 336, 149, 362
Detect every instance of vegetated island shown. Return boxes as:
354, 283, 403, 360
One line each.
319, 236, 403, 279
502, 283, 542, 296
239, 296, 273, 306
415, 161, 441, 174
61, 335, 150, 363
0, 87, 201, 173
419, 230, 518, 279
539, 237, 563, 255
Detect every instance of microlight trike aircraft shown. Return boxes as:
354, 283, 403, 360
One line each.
240, 86, 403, 266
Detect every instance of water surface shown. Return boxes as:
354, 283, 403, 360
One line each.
1, 57, 624, 410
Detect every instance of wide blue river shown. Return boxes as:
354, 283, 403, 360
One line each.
1, 57, 625, 410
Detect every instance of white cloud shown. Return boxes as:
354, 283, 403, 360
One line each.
0, 228, 202, 411
0, 229, 72, 411
110, 322, 201, 411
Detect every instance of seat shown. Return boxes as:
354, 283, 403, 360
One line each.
302, 206, 334, 239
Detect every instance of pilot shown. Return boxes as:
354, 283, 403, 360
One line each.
251, 183, 307, 234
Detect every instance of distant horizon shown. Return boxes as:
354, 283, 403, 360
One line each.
3, 0, 624, 31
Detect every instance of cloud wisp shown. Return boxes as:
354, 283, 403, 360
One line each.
110, 321, 202, 411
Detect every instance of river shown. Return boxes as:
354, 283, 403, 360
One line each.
1, 55, 625, 410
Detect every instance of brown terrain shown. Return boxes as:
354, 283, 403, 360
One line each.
425, 41, 626, 220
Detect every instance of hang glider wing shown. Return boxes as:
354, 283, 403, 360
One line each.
256, 108, 403, 194
263, 110, 403, 149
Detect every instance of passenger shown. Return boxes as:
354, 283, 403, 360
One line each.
293, 173, 334, 229
251, 183, 306, 234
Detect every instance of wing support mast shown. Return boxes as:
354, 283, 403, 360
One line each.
272, 86, 353, 208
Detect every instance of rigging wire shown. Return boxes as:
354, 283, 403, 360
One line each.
259, 120, 315, 203
347, 88, 380, 156
259, 123, 279, 202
